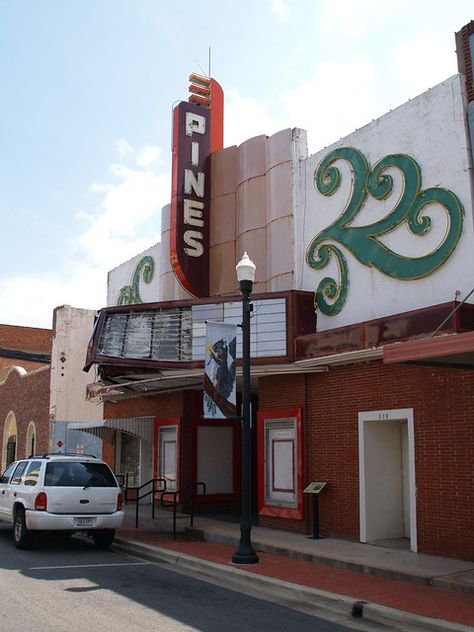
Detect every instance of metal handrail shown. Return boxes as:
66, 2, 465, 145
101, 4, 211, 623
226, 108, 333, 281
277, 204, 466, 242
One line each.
116, 472, 133, 491
160, 481, 206, 539
125, 478, 167, 528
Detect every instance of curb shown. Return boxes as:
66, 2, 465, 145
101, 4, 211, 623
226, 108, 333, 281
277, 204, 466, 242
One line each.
114, 537, 473, 632
186, 526, 437, 587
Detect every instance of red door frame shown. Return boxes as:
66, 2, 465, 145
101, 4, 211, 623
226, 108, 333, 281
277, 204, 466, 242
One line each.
257, 407, 304, 520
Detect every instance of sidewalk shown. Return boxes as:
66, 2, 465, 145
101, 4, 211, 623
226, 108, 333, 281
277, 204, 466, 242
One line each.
116, 504, 474, 631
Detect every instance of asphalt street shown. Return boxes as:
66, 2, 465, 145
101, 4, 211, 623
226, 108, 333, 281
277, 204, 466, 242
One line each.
0, 525, 362, 632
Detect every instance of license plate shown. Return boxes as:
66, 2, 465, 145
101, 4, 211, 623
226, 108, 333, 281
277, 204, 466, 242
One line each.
74, 517, 96, 528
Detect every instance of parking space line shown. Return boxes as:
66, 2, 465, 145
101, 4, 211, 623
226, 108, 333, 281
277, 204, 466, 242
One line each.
30, 562, 151, 570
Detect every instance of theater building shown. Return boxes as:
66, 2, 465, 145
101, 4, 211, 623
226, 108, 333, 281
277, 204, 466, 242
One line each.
83, 22, 474, 561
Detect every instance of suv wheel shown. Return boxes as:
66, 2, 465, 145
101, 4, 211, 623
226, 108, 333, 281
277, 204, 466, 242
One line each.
92, 529, 115, 549
14, 508, 33, 549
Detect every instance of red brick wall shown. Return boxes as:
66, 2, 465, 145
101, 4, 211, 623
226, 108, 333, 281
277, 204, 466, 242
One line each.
104, 392, 184, 420
257, 374, 308, 533
0, 366, 50, 464
259, 361, 474, 560
0, 324, 52, 371
100, 433, 115, 469
456, 21, 474, 102
0, 324, 52, 353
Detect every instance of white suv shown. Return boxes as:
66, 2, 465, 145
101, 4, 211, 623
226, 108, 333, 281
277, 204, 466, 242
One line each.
0, 453, 124, 549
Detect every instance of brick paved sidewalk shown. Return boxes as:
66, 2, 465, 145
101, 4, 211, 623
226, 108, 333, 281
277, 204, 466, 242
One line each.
117, 527, 474, 629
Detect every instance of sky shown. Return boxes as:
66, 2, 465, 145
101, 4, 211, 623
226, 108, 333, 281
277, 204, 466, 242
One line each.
0, 0, 472, 329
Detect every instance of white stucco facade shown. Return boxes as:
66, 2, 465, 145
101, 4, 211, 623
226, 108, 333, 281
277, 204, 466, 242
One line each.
49, 305, 103, 423
107, 243, 161, 306
294, 74, 474, 330
104, 76, 474, 333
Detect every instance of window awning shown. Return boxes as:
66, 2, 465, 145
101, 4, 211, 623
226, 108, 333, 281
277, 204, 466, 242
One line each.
68, 417, 155, 442
383, 331, 474, 369
86, 364, 328, 403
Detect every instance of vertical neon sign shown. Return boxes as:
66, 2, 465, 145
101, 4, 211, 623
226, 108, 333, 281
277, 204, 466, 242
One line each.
170, 76, 223, 297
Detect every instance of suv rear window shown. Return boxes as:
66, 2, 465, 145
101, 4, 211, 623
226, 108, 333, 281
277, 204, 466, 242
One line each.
44, 462, 117, 488
23, 461, 42, 486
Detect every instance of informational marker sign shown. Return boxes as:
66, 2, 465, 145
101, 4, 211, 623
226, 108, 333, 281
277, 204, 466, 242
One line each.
203, 322, 237, 419
303, 482, 327, 494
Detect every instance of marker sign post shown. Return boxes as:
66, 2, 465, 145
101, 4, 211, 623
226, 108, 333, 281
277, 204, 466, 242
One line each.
303, 482, 327, 539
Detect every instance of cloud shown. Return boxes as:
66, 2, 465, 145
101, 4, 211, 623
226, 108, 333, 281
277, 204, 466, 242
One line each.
1, 142, 169, 328
271, 0, 290, 24
321, 0, 408, 38
224, 89, 288, 147
223, 55, 379, 155
0, 266, 105, 329
75, 159, 169, 270
281, 56, 378, 152
116, 139, 134, 155
395, 30, 459, 99
136, 145, 162, 168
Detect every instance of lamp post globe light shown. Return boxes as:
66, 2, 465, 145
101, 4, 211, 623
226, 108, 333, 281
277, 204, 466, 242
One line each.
232, 252, 259, 565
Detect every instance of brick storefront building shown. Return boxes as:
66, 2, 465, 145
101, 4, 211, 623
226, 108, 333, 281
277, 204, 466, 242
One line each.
81, 22, 474, 562
258, 363, 474, 560
0, 366, 51, 471
0, 324, 52, 469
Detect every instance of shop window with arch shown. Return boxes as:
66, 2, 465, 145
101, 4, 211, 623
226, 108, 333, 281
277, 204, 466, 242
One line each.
6, 436, 16, 467
154, 418, 181, 493
257, 408, 304, 520
26, 421, 36, 457
2, 412, 18, 471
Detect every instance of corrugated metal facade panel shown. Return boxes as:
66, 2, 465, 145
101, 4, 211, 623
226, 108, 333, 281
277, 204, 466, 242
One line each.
69, 417, 155, 442
192, 298, 287, 359
95, 298, 287, 364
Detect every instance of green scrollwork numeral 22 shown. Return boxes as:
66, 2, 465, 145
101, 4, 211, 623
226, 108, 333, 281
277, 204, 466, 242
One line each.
305, 147, 464, 316
116, 256, 155, 305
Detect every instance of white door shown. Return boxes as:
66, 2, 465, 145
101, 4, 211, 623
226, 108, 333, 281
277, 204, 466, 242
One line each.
159, 426, 178, 491
359, 409, 417, 552
364, 420, 406, 540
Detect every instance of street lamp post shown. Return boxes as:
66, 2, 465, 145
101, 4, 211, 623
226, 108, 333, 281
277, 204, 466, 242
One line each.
232, 252, 259, 565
